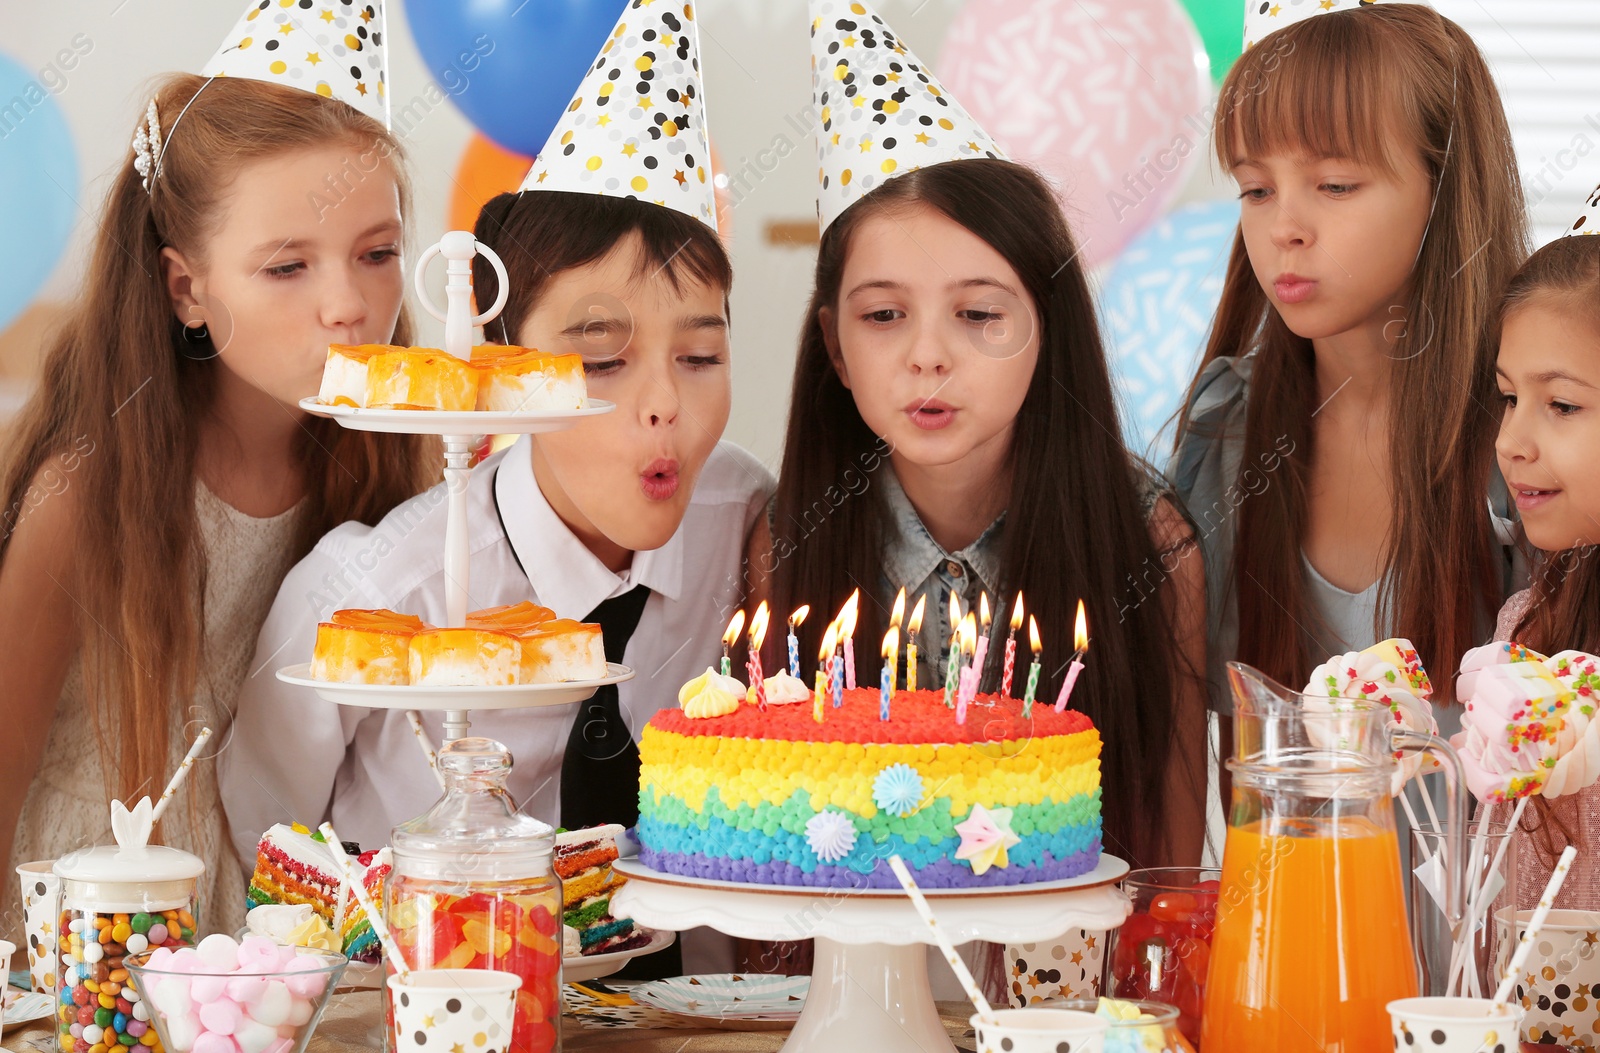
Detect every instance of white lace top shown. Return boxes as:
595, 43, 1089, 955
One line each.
10, 483, 304, 939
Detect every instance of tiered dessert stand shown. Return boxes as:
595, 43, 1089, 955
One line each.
275, 230, 636, 741
612, 856, 1132, 1053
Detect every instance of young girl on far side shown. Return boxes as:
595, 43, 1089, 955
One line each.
1489, 231, 1600, 909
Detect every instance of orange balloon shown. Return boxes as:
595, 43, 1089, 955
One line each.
447, 133, 533, 235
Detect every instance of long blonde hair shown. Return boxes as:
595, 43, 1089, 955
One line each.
0, 74, 437, 806
1182, 4, 1528, 694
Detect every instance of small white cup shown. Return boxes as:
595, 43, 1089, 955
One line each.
971, 1007, 1109, 1053
1388, 996, 1523, 1052
0, 938, 14, 1027
15, 860, 60, 995
388, 969, 522, 1053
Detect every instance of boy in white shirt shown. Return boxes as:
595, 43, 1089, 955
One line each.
220, 4, 771, 874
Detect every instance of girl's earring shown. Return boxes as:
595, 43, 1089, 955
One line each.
179, 320, 217, 361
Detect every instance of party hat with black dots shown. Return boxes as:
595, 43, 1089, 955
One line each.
1244, 0, 1396, 51
202, 0, 390, 128
1568, 182, 1600, 236
809, 0, 1006, 233
518, 0, 717, 232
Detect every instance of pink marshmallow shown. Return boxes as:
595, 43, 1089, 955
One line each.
190, 974, 230, 1004
146, 946, 176, 970
231, 1017, 279, 1053
199, 996, 244, 1036
226, 975, 268, 1004
192, 1032, 242, 1053
246, 981, 291, 1028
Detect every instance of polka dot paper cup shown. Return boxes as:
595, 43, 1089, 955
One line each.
16, 859, 61, 995
1387, 996, 1522, 1052
1493, 907, 1600, 1047
971, 1007, 1109, 1053
387, 969, 522, 1053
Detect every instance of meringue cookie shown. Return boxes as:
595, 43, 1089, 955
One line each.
679, 667, 744, 719
760, 671, 811, 705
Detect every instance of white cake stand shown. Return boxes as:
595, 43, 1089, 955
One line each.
611, 857, 1131, 1053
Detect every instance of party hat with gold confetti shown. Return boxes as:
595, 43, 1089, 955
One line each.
517, 0, 717, 231
1244, 0, 1403, 51
1567, 182, 1600, 236
809, 0, 1007, 233
201, 0, 390, 128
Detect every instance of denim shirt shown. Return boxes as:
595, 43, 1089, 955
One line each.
879, 467, 1007, 690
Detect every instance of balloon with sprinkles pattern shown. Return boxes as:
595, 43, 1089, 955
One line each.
517, 0, 718, 232
201, 0, 390, 128
808, 0, 1007, 233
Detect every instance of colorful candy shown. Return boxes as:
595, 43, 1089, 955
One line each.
1108, 880, 1216, 1045
387, 875, 562, 1053
58, 907, 193, 1053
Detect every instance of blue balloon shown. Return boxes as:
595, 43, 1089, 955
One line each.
402, 0, 624, 157
0, 51, 78, 333
1098, 199, 1239, 460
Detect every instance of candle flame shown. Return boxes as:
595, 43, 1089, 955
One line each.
959, 611, 977, 656
789, 604, 810, 630
948, 591, 961, 636
839, 589, 861, 639
890, 587, 907, 629
749, 601, 770, 650
1009, 591, 1025, 632
907, 594, 927, 636
1073, 600, 1089, 652
882, 625, 899, 660
979, 592, 991, 630
1028, 615, 1041, 655
722, 610, 746, 648
819, 620, 839, 663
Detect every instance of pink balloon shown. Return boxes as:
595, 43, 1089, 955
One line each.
939, 0, 1211, 266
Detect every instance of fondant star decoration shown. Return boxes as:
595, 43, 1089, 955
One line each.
954, 804, 1020, 875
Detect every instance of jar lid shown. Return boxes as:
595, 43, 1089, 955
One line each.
392, 737, 554, 881
54, 843, 205, 885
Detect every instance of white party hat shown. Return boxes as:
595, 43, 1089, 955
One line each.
810, 0, 1006, 232
518, 0, 717, 231
201, 0, 390, 128
1567, 183, 1600, 237
1245, 0, 1397, 51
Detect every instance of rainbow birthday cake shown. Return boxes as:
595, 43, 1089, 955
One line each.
636, 684, 1103, 888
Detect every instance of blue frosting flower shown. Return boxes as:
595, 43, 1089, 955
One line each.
872, 763, 924, 818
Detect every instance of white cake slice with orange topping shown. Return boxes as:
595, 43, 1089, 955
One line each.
365, 349, 478, 412
408, 627, 520, 686
471, 345, 587, 412
517, 619, 607, 683
317, 344, 400, 408
310, 609, 430, 685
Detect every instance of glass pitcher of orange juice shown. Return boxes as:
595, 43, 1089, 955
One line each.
1201, 662, 1466, 1051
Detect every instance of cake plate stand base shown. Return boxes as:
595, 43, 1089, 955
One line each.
611, 857, 1131, 1053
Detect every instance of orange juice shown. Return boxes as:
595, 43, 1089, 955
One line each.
1201, 816, 1416, 1050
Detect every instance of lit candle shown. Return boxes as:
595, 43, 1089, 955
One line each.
1021, 616, 1043, 719
832, 628, 845, 709
840, 589, 861, 690
972, 592, 992, 690
1001, 592, 1024, 698
955, 613, 977, 725
905, 595, 927, 693
747, 601, 770, 711
721, 609, 746, 678
1054, 600, 1089, 712
787, 604, 810, 678
815, 620, 838, 724
880, 626, 898, 721
943, 592, 962, 708
889, 587, 907, 634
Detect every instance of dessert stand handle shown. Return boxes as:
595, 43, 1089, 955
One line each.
413, 231, 511, 360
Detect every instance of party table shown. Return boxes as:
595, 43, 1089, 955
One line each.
2, 986, 985, 1053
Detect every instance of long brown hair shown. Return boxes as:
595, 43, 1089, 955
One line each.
0, 74, 437, 808
1188, 4, 1528, 695
767, 158, 1191, 868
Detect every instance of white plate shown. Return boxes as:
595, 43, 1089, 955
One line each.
331, 928, 675, 989
298, 398, 615, 435
3, 987, 54, 1032
275, 662, 634, 711
563, 927, 676, 984
629, 973, 808, 1020
613, 854, 1129, 898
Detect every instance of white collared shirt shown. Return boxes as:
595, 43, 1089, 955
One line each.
219, 437, 773, 872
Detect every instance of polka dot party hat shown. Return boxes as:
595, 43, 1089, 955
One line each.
200, 0, 390, 129
1244, 0, 1398, 51
517, 0, 717, 232
810, 0, 1007, 233
1567, 182, 1600, 236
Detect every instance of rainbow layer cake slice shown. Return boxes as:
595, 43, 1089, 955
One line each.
554, 825, 649, 955
244, 822, 392, 962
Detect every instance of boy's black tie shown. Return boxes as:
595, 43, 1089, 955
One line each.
560, 584, 651, 830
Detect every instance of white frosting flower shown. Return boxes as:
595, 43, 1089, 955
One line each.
805, 810, 858, 863
760, 671, 812, 705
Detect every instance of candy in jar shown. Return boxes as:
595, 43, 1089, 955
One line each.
51, 799, 204, 1053
386, 738, 562, 1053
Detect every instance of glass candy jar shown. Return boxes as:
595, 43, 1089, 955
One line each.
387, 737, 562, 1053
54, 842, 203, 1053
